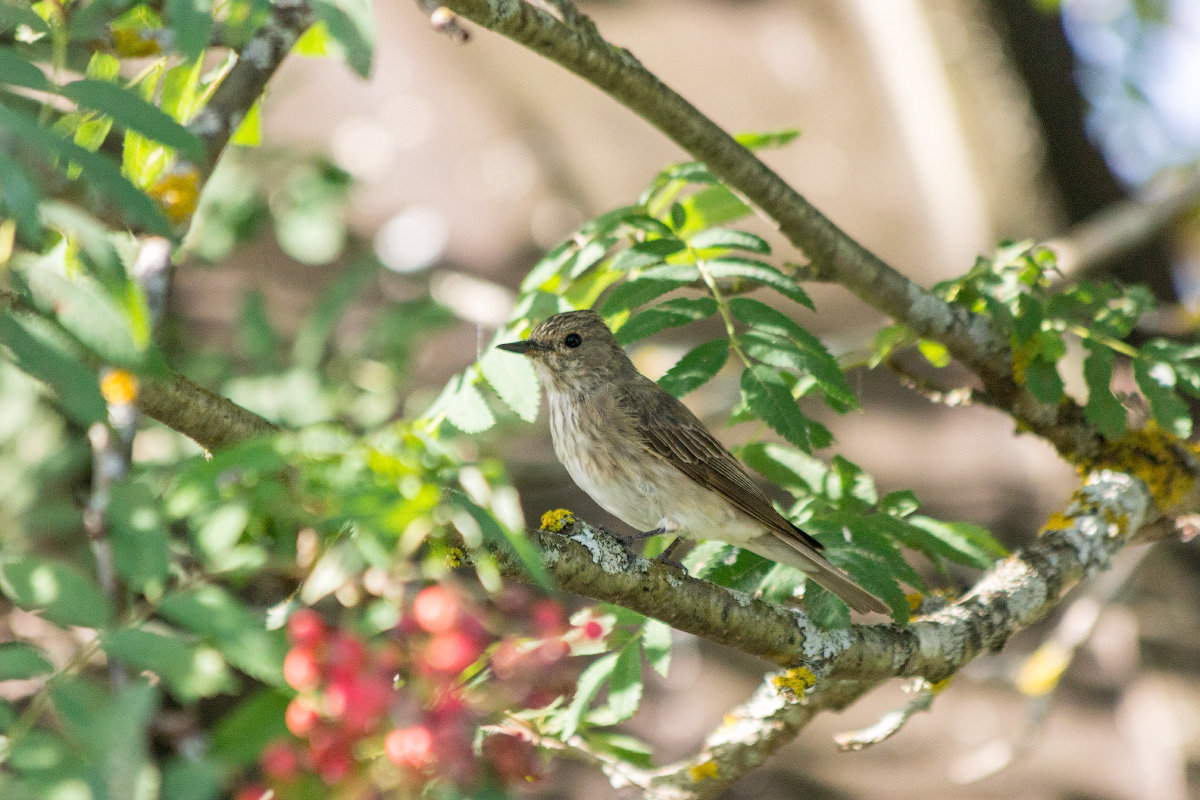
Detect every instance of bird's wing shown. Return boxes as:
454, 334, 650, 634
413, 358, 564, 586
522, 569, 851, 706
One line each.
627, 380, 824, 553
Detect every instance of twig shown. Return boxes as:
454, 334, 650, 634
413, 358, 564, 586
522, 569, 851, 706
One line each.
833, 678, 939, 751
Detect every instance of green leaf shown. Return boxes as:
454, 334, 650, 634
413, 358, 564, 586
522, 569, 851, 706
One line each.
803, 583, 851, 629
906, 515, 1008, 568
1083, 342, 1126, 439
1134, 358, 1191, 437
230, 97, 262, 146
60, 79, 205, 162
657, 338, 727, 397
457, 498, 551, 591
735, 129, 801, 150
24, 261, 167, 372
0, 156, 43, 237
294, 19, 333, 56
158, 585, 288, 685
592, 642, 642, 725
615, 296, 717, 345
211, 689, 291, 767
480, 345, 540, 422
161, 757, 222, 800
705, 257, 812, 308
740, 441, 825, 495
740, 364, 813, 451
0, 556, 113, 628
561, 651, 619, 739
103, 627, 235, 702
161, 56, 206, 124
610, 238, 687, 272
0, 49, 49, 90
641, 619, 671, 678
675, 185, 752, 234
314, 0, 375, 77
688, 228, 770, 254
600, 276, 691, 316
0, 312, 106, 425
444, 376, 495, 434
164, 0, 214, 60
107, 480, 170, 591
0, 642, 53, 681
0, 105, 173, 235
916, 339, 951, 368
1023, 355, 1064, 404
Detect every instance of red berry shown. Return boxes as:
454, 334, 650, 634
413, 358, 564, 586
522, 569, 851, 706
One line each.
384, 726, 434, 769
261, 740, 301, 779
582, 620, 604, 640
283, 648, 321, 691
285, 695, 321, 737
324, 677, 392, 735
234, 784, 270, 800
412, 585, 460, 634
423, 630, 481, 674
287, 609, 325, 649
310, 733, 354, 784
530, 600, 567, 636
325, 633, 365, 682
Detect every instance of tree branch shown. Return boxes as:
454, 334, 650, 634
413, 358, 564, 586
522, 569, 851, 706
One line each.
425, 0, 1104, 461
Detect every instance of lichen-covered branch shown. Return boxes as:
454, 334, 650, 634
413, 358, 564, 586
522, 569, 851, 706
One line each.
190, 0, 315, 170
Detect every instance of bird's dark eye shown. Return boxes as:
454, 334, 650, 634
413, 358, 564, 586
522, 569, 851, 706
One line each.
564, 333, 583, 349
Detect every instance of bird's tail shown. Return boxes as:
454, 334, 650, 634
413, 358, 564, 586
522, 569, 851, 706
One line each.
744, 534, 890, 615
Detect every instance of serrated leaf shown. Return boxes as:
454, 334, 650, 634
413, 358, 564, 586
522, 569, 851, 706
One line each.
0, 556, 113, 628
444, 377, 495, 434
0, 642, 53, 680
313, 0, 375, 77
161, 57, 205, 124
740, 364, 813, 451
740, 441, 826, 495
60, 79, 205, 161
688, 228, 770, 254
1083, 342, 1126, 439
102, 628, 235, 702
600, 276, 691, 316
561, 651, 620, 739
615, 296, 716, 345
610, 238, 686, 272
675, 185, 752, 234
803, 583, 851, 629
641, 619, 671, 677
211, 689, 291, 766
593, 642, 643, 725
705, 257, 812, 308
1134, 358, 1191, 437
0, 105, 173, 235
906, 515, 1007, 568
480, 345, 540, 422
739, 327, 856, 409
656, 338, 728, 397
880, 490, 919, 518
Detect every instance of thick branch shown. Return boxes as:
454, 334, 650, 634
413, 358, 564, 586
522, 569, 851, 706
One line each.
134, 372, 279, 451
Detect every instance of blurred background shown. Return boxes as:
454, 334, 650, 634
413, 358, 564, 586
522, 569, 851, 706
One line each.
25, 0, 1200, 797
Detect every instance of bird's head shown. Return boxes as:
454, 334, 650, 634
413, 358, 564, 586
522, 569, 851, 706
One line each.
498, 310, 630, 392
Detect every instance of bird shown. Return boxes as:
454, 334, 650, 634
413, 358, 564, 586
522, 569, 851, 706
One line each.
498, 309, 888, 615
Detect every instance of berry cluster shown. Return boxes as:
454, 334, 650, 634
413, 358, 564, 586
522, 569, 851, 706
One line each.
236, 583, 596, 799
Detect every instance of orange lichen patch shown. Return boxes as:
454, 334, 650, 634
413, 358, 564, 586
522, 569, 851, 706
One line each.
1041, 512, 1074, 533
100, 369, 138, 405
688, 760, 720, 782
1081, 424, 1196, 510
539, 509, 576, 533
148, 168, 201, 224
929, 675, 954, 694
905, 592, 924, 613
771, 667, 816, 695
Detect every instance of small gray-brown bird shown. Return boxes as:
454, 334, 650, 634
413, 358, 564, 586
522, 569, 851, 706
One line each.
498, 309, 888, 615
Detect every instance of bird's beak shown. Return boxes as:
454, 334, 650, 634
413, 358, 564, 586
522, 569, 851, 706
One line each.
497, 339, 545, 355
